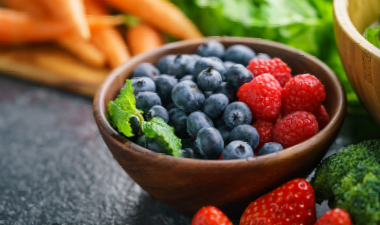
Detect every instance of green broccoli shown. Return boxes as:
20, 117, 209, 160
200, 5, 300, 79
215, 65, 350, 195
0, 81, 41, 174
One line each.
310, 140, 380, 225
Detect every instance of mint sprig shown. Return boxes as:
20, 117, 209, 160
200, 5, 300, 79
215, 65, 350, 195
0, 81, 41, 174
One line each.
108, 80, 144, 137
141, 117, 182, 157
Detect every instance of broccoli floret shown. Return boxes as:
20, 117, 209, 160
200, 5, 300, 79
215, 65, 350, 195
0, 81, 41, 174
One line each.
310, 140, 380, 224
334, 164, 380, 225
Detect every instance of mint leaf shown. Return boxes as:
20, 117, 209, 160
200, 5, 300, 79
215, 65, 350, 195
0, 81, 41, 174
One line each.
365, 26, 380, 49
108, 80, 144, 137
141, 117, 182, 157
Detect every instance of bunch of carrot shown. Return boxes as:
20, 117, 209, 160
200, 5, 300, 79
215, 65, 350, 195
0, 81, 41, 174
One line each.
0, 0, 203, 69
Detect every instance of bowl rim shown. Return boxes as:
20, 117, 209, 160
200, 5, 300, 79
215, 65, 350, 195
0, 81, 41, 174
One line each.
334, 0, 380, 59
93, 37, 347, 167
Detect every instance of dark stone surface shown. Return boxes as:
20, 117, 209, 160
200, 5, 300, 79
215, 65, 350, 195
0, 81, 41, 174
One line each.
1, 75, 380, 224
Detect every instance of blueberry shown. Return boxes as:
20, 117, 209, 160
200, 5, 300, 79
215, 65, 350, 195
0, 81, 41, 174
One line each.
132, 63, 160, 78
129, 116, 141, 135
258, 142, 284, 156
214, 82, 237, 103
146, 105, 169, 123
171, 81, 205, 113
197, 67, 222, 91
190, 54, 202, 61
223, 61, 236, 70
223, 102, 252, 128
195, 127, 224, 159
180, 75, 195, 83
226, 64, 254, 91
154, 75, 178, 105
181, 139, 194, 149
223, 141, 253, 160
217, 125, 232, 146
180, 148, 196, 158
168, 54, 195, 78
229, 125, 259, 150
165, 102, 177, 111
203, 94, 229, 119
255, 53, 271, 59
156, 54, 176, 74
203, 91, 213, 99
136, 135, 167, 154
146, 137, 168, 154
209, 57, 224, 64
197, 41, 225, 59
224, 45, 255, 66
135, 91, 162, 113
193, 57, 226, 81
214, 116, 226, 127
131, 77, 156, 94
168, 108, 188, 138
136, 134, 147, 147
187, 111, 214, 137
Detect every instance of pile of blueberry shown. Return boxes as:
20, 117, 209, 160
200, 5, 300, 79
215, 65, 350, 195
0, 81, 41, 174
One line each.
126, 41, 281, 160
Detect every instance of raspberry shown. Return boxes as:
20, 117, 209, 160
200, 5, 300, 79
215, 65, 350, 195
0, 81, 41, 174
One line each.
252, 120, 274, 154
237, 73, 282, 121
281, 74, 325, 115
313, 105, 329, 130
246, 58, 292, 87
273, 111, 318, 148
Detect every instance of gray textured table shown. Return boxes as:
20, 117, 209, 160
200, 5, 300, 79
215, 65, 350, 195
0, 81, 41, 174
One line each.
1, 75, 380, 225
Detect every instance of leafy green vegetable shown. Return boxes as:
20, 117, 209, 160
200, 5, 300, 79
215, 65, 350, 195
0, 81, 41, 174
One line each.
108, 80, 144, 137
310, 140, 380, 224
141, 117, 182, 157
365, 26, 380, 49
170, 0, 360, 108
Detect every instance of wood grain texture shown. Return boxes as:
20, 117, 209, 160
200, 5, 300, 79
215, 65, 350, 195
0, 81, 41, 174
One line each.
93, 37, 347, 216
334, 0, 380, 126
0, 44, 109, 97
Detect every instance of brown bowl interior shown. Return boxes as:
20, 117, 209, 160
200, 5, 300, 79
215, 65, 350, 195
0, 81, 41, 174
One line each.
93, 37, 346, 217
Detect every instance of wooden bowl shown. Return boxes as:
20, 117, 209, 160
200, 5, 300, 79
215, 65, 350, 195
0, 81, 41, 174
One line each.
93, 37, 346, 217
334, 0, 380, 125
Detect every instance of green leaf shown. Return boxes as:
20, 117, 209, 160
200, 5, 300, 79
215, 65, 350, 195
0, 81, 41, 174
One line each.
141, 117, 182, 157
365, 26, 380, 49
108, 80, 144, 137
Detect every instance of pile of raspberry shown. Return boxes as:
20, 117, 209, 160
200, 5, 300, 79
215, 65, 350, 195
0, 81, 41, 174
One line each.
239, 58, 329, 154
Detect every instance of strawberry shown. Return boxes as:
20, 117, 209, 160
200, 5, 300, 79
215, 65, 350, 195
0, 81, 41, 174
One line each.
240, 178, 316, 225
192, 206, 232, 225
315, 209, 352, 225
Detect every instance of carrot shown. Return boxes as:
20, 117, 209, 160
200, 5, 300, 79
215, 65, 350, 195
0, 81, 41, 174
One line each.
84, 0, 130, 68
0, 8, 126, 45
126, 23, 164, 56
99, 0, 203, 40
0, 8, 74, 44
38, 0, 91, 40
1, 2, 107, 67
56, 35, 106, 68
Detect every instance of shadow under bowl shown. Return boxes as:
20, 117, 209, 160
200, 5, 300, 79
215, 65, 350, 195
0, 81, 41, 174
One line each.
93, 37, 346, 217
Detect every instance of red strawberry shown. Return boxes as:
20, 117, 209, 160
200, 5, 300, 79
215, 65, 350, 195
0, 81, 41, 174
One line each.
192, 206, 232, 225
315, 208, 352, 225
240, 178, 316, 225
